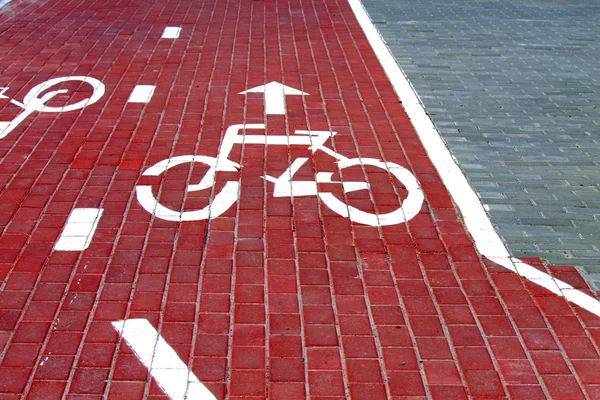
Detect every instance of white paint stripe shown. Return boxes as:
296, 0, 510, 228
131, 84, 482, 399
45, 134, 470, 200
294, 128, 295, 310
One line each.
127, 85, 156, 103
0, 0, 11, 9
112, 319, 216, 400
162, 27, 182, 39
348, 0, 600, 317
54, 208, 103, 251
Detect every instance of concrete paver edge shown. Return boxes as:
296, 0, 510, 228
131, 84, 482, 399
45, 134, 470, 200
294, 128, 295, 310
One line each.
348, 0, 600, 317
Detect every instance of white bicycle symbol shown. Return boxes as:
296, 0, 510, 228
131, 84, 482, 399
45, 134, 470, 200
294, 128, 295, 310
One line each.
0, 76, 105, 139
136, 124, 425, 226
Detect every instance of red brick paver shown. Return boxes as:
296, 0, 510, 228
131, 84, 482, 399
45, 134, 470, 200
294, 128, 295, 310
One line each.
1, 0, 599, 399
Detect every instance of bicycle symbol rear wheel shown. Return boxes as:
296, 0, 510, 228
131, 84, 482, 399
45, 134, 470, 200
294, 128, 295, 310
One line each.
136, 155, 240, 221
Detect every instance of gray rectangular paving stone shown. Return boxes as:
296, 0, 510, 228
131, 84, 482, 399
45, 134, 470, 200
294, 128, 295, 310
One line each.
362, 0, 600, 288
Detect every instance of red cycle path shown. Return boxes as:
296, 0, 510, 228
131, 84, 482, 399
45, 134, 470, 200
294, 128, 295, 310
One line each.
1, 0, 600, 399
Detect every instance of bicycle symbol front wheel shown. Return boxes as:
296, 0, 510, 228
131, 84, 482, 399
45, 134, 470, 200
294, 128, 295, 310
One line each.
318, 158, 424, 226
23, 76, 105, 113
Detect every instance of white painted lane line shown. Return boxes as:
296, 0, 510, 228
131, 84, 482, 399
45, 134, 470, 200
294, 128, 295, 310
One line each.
127, 85, 156, 103
162, 27, 182, 39
112, 319, 216, 400
349, 0, 600, 317
0, 0, 11, 9
54, 208, 103, 251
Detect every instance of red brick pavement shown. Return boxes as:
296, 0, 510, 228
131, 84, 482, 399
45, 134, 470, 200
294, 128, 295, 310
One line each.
1, 0, 600, 399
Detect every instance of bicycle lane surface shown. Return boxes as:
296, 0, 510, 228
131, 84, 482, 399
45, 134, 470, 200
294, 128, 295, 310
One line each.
1, 0, 600, 399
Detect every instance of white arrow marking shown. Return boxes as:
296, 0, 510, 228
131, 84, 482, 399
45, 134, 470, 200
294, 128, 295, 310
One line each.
112, 319, 216, 400
0, 87, 9, 99
239, 81, 308, 115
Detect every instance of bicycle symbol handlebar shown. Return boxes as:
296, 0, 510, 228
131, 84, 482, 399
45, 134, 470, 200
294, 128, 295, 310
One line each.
0, 76, 105, 139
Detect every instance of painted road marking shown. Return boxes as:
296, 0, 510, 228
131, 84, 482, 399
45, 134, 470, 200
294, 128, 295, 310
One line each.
127, 85, 156, 103
162, 27, 182, 39
0, 0, 11, 8
54, 208, 103, 251
136, 123, 424, 226
239, 81, 308, 115
112, 319, 216, 400
0, 76, 105, 139
349, 0, 600, 317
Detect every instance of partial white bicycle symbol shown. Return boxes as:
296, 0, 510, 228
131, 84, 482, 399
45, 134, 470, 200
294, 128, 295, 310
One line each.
0, 76, 105, 139
136, 124, 425, 226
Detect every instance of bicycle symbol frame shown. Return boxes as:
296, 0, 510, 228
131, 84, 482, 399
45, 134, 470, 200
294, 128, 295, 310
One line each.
0, 76, 105, 139
136, 124, 424, 226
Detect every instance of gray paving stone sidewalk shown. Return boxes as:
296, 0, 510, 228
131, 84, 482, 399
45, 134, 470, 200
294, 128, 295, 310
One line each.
360, 0, 600, 288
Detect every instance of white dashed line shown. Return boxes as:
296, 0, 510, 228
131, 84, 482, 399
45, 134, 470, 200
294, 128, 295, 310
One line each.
127, 85, 155, 103
54, 208, 103, 251
112, 319, 216, 400
349, 0, 600, 317
162, 27, 182, 39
